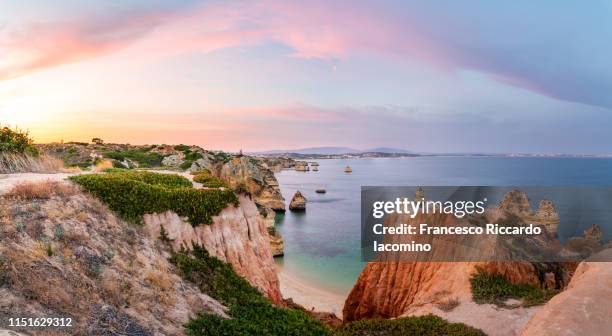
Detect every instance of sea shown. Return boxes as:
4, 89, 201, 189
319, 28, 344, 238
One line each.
273, 156, 612, 296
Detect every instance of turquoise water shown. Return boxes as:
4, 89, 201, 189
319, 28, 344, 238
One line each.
273, 157, 612, 296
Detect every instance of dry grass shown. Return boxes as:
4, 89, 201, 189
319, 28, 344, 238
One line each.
0, 152, 64, 173
92, 159, 114, 172
436, 297, 461, 312
3, 180, 77, 200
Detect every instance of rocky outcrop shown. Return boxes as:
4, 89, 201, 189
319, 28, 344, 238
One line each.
289, 191, 307, 211
295, 162, 309, 172
343, 260, 552, 322
521, 249, 612, 336
258, 157, 297, 172
268, 229, 285, 257
344, 190, 574, 326
261, 208, 284, 257
142, 195, 282, 304
219, 156, 286, 211
498, 189, 532, 216
583, 224, 603, 242
161, 153, 185, 167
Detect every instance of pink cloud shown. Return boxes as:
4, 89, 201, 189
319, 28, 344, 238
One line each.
0, 11, 168, 80
1, 1, 453, 81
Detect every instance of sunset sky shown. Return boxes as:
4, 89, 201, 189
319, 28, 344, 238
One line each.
1, 1, 611, 153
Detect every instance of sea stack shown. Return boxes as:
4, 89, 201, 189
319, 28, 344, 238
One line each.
295, 161, 309, 172
344, 165, 353, 173
289, 190, 307, 211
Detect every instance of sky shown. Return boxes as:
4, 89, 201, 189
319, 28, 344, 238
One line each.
1, 0, 611, 153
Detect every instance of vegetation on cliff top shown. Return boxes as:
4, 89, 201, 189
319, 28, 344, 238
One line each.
193, 171, 229, 188
0, 126, 39, 155
1, 126, 63, 173
171, 245, 330, 336
172, 246, 487, 335
70, 171, 238, 225
335, 315, 486, 336
470, 266, 559, 307
104, 148, 164, 168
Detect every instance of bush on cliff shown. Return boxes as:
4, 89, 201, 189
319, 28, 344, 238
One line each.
70, 171, 238, 225
103, 149, 164, 167
334, 315, 485, 336
1, 126, 63, 173
470, 266, 559, 307
0, 125, 39, 156
171, 245, 330, 336
193, 174, 228, 188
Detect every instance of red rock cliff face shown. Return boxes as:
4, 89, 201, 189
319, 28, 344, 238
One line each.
521, 249, 612, 336
344, 207, 570, 322
343, 260, 546, 321
142, 195, 282, 304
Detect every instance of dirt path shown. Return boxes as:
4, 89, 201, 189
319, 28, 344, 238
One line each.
0, 173, 79, 194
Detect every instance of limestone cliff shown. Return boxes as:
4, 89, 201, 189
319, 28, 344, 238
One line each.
219, 156, 286, 211
521, 248, 612, 335
142, 195, 283, 304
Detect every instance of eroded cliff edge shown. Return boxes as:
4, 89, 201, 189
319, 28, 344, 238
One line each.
142, 195, 283, 304
521, 248, 612, 336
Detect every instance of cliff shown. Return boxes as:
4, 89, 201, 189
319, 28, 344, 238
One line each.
0, 181, 227, 335
219, 156, 286, 211
142, 195, 283, 304
521, 248, 612, 335
343, 261, 550, 322
37, 143, 287, 212
343, 190, 579, 335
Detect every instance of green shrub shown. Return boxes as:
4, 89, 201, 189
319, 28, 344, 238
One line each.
111, 160, 127, 169
470, 267, 559, 307
174, 144, 190, 151
70, 171, 237, 225
103, 170, 193, 188
102, 167, 129, 173
190, 168, 212, 176
193, 174, 228, 188
335, 315, 485, 336
184, 151, 203, 161
0, 126, 39, 156
171, 246, 330, 336
180, 160, 194, 170
103, 149, 163, 168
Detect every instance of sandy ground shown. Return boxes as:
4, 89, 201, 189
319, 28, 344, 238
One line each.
406, 301, 540, 336
277, 268, 346, 317
0, 172, 78, 194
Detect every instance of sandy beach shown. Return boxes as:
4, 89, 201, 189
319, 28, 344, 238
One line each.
277, 268, 346, 317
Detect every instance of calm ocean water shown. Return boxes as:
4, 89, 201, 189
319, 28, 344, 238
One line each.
273, 157, 612, 296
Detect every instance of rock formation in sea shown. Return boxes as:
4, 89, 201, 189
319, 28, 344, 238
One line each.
289, 191, 307, 211
142, 195, 283, 304
415, 187, 425, 201
294, 161, 310, 171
